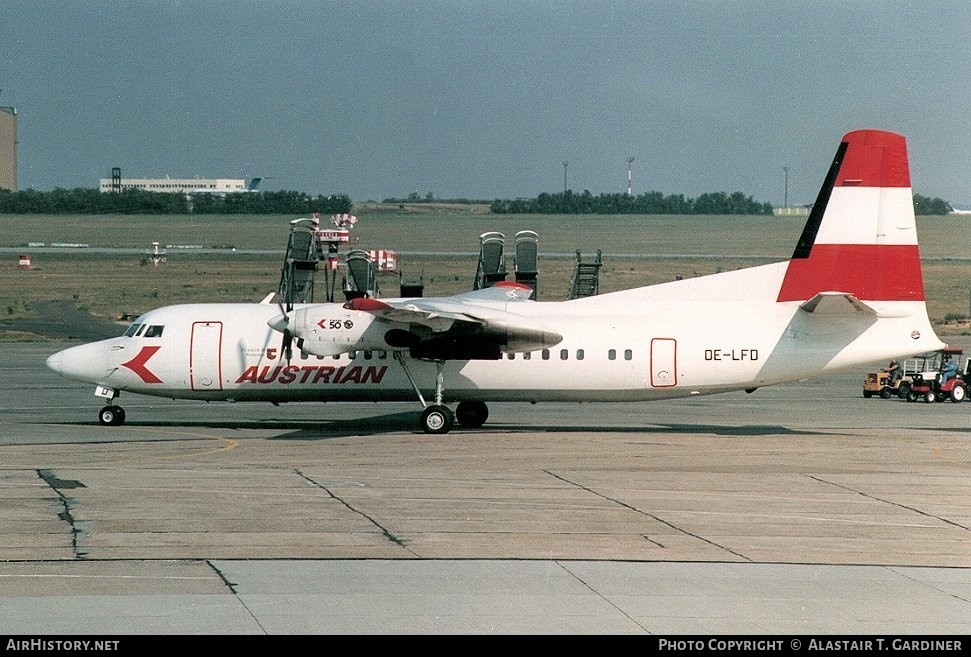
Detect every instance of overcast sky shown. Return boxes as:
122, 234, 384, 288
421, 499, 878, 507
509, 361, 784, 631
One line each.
3, 1, 970, 205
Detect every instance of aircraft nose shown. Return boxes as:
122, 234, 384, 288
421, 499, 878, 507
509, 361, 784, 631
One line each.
45, 351, 64, 373
46, 343, 108, 382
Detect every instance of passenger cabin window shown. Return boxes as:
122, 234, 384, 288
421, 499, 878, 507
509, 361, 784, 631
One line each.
542, 349, 550, 360
625, 349, 633, 361
609, 349, 617, 360
560, 349, 569, 360
576, 349, 584, 360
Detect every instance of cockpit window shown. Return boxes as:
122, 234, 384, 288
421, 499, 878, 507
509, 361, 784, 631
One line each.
123, 323, 163, 338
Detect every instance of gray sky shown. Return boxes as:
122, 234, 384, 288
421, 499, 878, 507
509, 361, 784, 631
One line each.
3, 1, 970, 206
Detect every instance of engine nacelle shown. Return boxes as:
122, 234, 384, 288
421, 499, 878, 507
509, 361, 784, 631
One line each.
284, 306, 399, 356
479, 318, 562, 353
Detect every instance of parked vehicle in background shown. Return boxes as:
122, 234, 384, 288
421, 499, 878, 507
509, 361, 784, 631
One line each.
863, 369, 909, 399
905, 347, 969, 403
862, 352, 942, 399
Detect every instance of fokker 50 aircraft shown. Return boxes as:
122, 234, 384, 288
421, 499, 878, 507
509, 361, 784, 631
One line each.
47, 129, 946, 433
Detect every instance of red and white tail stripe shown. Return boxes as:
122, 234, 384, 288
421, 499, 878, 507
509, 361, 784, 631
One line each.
777, 130, 923, 303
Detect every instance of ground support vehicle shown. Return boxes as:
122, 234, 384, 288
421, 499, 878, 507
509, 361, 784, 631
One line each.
861, 351, 946, 400
863, 370, 910, 399
905, 347, 969, 403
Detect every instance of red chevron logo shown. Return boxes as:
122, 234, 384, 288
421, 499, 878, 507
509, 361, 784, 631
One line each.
121, 346, 163, 384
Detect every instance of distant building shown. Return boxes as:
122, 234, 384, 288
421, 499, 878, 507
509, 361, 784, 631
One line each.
99, 176, 250, 195
0, 106, 17, 191
773, 206, 810, 217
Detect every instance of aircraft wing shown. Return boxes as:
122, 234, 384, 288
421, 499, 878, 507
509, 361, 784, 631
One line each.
341, 282, 560, 358
345, 281, 535, 329
450, 282, 536, 303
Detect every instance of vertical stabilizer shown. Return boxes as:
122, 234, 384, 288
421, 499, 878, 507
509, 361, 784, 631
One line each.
777, 130, 923, 303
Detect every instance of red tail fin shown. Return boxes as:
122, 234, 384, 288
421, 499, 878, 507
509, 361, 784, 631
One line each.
777, 130, 923, 303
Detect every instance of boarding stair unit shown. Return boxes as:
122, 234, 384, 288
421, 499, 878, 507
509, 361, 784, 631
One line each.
398, 271, 425, 298
513, 230, 539, 296
568, 250, 602, 299
278, 217, 321, 307
473, 232, 508, 290
343, 250, 379, 301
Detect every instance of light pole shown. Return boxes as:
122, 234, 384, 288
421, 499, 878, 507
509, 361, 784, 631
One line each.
562, 161, 568, 194
783, 166, 789, 209
627, 157, 634, 196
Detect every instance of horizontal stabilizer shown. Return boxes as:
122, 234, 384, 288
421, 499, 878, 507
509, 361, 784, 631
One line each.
798, 292, 877, 316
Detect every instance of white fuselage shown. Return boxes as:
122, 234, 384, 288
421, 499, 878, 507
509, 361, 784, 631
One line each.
47, 261, 944, 407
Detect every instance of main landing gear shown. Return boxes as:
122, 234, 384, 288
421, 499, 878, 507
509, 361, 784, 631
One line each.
394, 354, 488, 434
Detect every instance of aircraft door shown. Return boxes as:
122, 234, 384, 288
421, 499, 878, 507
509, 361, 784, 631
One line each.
650, 337, 677, 388
190, 321, 223, 391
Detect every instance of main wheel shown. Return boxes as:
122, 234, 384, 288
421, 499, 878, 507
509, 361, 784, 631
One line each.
456, 400, 489, 427
419, 404, 454, 434
98, 405, 126, 426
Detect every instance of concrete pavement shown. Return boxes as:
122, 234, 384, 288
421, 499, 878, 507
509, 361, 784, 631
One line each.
0, 341, 969, 634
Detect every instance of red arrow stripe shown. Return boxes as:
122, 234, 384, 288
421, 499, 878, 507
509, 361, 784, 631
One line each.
121, 346, 163, 383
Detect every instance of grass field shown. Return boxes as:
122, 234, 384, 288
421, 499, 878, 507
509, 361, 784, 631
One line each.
2, 210, 970, 338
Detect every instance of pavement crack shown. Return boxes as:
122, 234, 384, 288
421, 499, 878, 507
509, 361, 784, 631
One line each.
36, 469, 88, 559
809, 475, 970, 531
546, 469, 751, 561
888, 566, 971, 605
295, 469, 418, 556
555, 560, 651, 633
206, 561, 270, 635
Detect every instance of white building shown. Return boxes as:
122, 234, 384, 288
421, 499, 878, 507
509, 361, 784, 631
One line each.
99, 177, 250, 194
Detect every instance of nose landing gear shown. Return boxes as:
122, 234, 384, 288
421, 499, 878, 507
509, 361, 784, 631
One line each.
95, 386, 126, 426
98, 404, 126, 426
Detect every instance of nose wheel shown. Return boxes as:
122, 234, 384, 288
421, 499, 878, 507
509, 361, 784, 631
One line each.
98, 405, 126, 426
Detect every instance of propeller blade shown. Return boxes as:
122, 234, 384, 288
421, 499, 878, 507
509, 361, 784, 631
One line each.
281, 330, 293, 363
267, 311, 294, 364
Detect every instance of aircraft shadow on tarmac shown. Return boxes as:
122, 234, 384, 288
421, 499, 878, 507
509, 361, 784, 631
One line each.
34, 411, 832, 440
268, 420, 828, 440
464, 422, 827, 437
46, 414, 828, 439
43, 411, 424, 440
